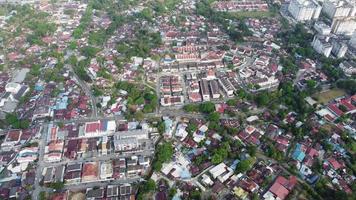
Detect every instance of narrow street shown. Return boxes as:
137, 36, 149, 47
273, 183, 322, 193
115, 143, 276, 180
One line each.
67, 64, 98, 118
32, 124, 49, 200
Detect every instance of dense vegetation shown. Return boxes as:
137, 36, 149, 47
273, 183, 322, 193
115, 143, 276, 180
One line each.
116, 29, 162, 58
5, 113, 30, 129
115, 81, 158, 114
152, 141, 174, 171
196, 0, 252, 42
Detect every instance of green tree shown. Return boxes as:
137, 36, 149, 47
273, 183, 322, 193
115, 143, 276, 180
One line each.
48, 181, 64, 190
247, 145, 257, 157
183, 104, 199, 113
143, 179, 156, 193
5, 113, 18, 125
189, 189, 201, 200
80, 46, 99, 58
226, 99, 237, 106
207, 112, 220, 122
134, 96, 145, 105
152, 141, 174, 171
68, 41, 77, 50
211, 153, 223, 164
199, 102, 215, 113
134, 111, 144, 121
255, 92, 269, 106
39, 192, 46, 200
211, 142, 229, 164
139, 8, 153, 21
236, 159, 253, 173
187, 122, 198, 134
168, 187, 177, 199
337, 79, 356, 94
92, 86, 103, 97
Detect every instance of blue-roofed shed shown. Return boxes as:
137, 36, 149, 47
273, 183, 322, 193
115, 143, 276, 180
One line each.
307, 175, 319, 185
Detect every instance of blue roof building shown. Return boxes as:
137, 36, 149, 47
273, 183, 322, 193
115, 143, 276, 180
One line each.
307, 175, 319, 185
34, 83, 44, 91
292, 143, 305, 162
53, 96, 68, 110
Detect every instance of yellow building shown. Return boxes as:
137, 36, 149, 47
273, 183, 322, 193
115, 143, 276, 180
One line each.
233, 186, 248, 200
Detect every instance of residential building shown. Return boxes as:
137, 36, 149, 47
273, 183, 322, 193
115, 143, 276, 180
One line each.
120, 184, 132, 197
113, 138, 139, 152
107, 185, 119, 198
218, 77, 235, 97
314, 21, 331, 35
212, 0, 269, 12
331, 17, 356, 35
322, 0, 354, 19
127, 165, 144, 177
209, 80, 220, 99
331, 40, 348, 58
86, 187, 104, 200
160, 95, 184, 106
1, 130, 22, 149
83, 120, 116, 137
113, 129, 149, 152
339, 60, 356, 76
311, 35, 333, 57
82, 162, 99, 182
288, 0, 321, 21
350, 31, 356, 48
209, 163, 232, 179
200, 79, 210, 101
0, 0, 39, 5
100, 161, 113, 179
115, 129, 149, 140
263, 176, 297, 200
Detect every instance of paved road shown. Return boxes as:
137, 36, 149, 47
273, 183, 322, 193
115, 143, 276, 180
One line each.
32, 123, 49, 200
64, 176, 141, 190
52, 115, 125, 124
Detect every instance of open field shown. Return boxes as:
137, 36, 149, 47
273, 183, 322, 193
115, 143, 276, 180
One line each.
313, 89, 346, 104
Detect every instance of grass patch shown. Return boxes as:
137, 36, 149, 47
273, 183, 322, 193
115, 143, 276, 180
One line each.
229, 11, 275, 19
0, 6, 9, 16
313, 89, 346, 104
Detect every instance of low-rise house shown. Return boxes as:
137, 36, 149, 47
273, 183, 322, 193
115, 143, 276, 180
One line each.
1, 130, 22, 149
82, 162, 99, 182
292, 143, 306, 162
263, 176, 297, 200
100, 161, 113, 180
107, 185, 119, 198
209, 163, 232, 179
86, 187, 104, 200
82, 120, 116, 137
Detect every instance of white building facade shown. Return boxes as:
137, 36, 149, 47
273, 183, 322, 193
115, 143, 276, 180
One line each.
288, 0, 322, 21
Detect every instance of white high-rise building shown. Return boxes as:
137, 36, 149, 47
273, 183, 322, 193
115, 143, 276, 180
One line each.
311, 35, 333, 57
288, 0, 322, 21
350, 31, 356, 48
331, 41, 348, 58
331, 17, 356, 35
322, 0, 354, 19
314, 21, 332, 35
0, 0, 39, 4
